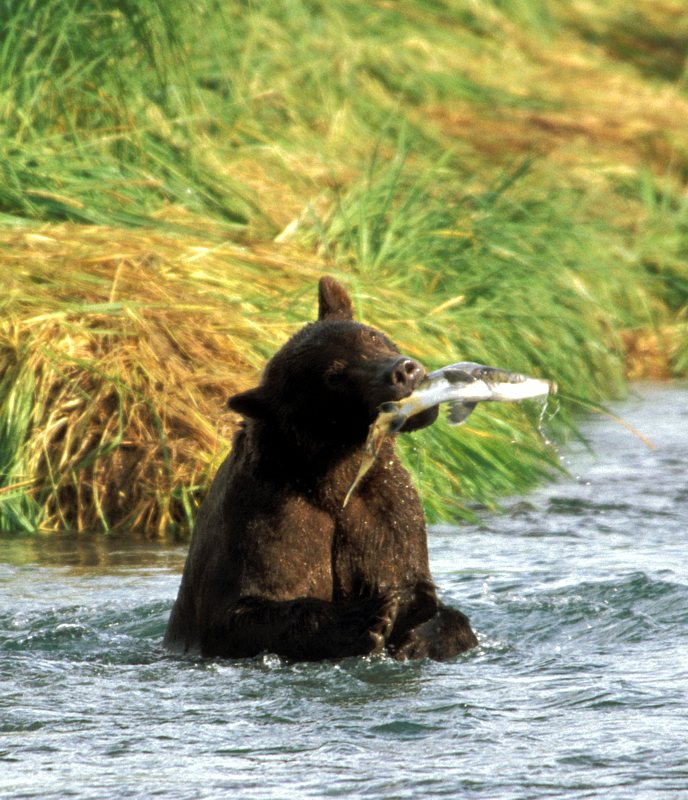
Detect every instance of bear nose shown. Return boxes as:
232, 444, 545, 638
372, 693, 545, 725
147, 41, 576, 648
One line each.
389, 358, 424, 390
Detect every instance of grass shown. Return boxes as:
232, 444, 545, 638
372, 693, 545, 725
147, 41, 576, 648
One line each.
1, 0, 687, 535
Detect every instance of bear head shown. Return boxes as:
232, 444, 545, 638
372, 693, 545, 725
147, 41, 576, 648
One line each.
228, 277, 438, 451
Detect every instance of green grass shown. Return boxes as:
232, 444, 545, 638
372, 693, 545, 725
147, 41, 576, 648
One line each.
0, 356, 42, 532
0, 0, 260, 228
1, 0, 687, 534
302, 152, 637, 516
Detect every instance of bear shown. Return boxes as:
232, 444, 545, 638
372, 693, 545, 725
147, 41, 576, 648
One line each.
164, 277, 478, 661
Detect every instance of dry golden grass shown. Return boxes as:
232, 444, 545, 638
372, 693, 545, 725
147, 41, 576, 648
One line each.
621, 325, 685, 380
0, 224, 334, 535
423, 26, 688, 177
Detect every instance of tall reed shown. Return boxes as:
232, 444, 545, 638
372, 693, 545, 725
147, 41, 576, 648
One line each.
1, 0, 687, 534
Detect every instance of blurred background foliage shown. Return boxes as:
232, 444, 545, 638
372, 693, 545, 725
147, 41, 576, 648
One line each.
1, 0, 687, 534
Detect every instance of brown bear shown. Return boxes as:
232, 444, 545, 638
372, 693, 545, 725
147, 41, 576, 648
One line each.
164, 277, 478, 661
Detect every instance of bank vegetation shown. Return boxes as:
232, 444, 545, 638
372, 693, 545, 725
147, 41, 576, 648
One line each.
1, 0, 687, 534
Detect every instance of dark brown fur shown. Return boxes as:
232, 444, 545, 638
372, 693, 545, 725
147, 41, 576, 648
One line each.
164, 277, 478, 661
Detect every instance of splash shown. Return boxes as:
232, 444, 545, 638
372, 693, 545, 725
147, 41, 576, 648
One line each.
536, 391, 561, 446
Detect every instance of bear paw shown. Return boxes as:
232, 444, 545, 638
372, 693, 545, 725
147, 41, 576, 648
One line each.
367, 591, 400, 655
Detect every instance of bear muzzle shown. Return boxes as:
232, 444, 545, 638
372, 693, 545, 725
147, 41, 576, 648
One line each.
387, 357, 426, 397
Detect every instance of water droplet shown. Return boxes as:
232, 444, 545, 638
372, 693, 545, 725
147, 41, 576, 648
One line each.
536, 393, 560, 446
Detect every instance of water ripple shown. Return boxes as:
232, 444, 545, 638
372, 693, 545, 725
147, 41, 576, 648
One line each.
2, 384, 688, 800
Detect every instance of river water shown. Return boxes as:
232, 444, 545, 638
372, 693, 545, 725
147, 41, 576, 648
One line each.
1, 383, 687, 799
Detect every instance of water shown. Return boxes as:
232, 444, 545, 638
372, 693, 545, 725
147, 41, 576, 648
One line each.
1, 383, 687, 800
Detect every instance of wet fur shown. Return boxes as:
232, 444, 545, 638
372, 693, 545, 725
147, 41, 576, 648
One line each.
164, 277, 478, 661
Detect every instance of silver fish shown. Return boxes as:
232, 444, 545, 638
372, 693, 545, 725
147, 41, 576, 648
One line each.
343, 361, 555, 508
382, 361, 555, 431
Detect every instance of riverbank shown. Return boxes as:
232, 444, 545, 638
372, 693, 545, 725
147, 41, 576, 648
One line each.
1, 1, 687, 534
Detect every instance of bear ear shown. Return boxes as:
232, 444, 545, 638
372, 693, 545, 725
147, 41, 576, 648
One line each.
318, 276, 354, 321
227, 386, 270, 419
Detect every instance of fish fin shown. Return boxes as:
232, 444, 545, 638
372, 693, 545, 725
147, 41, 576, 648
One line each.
427, 362, 481, 380
439, 369, 477, 385
446, 401, 477, 426
343, 412, 396, 508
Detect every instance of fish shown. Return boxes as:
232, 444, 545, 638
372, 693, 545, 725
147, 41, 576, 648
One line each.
342, 362, 555, 508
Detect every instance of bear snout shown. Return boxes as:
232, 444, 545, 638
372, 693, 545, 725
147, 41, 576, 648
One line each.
388, 358, 425, 394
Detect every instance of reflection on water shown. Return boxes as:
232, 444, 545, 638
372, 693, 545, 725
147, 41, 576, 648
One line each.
1, 382, 687, 800
0, 531, 187, 573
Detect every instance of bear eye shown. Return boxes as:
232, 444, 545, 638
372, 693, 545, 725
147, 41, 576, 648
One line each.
361, 330, 379, 345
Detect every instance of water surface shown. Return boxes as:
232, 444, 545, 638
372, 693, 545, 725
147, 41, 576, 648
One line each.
2, 383, 687, 799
